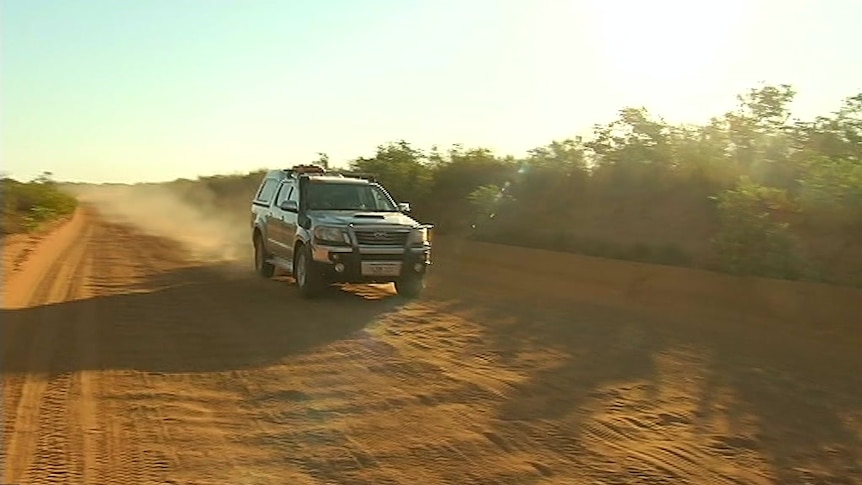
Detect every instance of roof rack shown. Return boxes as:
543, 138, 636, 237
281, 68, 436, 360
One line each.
283, 164, 327, 178
329, 171, 378, 183
280, 165, 378, 183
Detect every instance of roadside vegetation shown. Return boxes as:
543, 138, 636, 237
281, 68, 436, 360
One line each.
344, 84, 862, 286
1, 172, 78, 235
79, 84, 862, 286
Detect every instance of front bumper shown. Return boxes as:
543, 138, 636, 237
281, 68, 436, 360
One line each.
310, 225, 431, 283
312, 245, 430, 283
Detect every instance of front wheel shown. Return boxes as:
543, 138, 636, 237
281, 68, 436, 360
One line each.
395, 274, 425, 299
295, 245, 325, 298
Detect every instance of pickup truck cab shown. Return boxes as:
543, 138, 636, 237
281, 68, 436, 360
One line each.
250, 164, 432, 298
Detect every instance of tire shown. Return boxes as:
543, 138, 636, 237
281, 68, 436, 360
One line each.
395, 273, 425, 299
295, 244, 325, 298
254, 233, 275, 278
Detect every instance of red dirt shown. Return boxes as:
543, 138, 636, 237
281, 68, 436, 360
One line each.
3, 207, 861, 484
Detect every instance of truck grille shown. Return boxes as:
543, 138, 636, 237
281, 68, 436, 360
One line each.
354, 230, 409, 246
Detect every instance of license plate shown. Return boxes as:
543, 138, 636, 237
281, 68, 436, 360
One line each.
361, 261, 402, 276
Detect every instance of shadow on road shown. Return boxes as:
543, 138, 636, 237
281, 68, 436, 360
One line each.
428, 253, 862, 483
491, 299, 860, 482
1, 262, 405, 375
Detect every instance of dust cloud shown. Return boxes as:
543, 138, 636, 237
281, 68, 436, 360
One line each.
70, 183, 250, 263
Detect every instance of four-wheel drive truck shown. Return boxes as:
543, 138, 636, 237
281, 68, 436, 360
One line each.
250, 165, 432, 298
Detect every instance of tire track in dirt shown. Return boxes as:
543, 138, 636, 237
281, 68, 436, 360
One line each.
80, 218, 310, 484
3, 217, 94, 484
578, 417, 766, 485
249, 305, 556, 485
120, 248, 244, 484
72, 222, 137, 485
558, 346, 773, 485
146, 280, 409, 483
24, 241, 97, 484
78, 220, 186, 485
3, 214, 182, 485
68, 241, 101, 484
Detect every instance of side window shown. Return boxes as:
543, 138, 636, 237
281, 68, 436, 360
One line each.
275, 182, 292, 206
288, 184, 299, 203
256, 178, 279, 204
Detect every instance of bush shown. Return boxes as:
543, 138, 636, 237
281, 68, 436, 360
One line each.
1, 177, 78, 235
710, 177, 807, 279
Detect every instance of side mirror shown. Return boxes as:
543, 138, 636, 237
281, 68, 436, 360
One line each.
398, 202, 411, 213
279, 200, 298, 212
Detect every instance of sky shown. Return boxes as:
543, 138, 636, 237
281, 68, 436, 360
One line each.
2, 0, 861, 183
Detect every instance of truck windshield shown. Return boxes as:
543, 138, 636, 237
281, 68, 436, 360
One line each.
306, 182, 399, 211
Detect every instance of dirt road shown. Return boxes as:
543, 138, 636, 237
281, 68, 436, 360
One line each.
3, 208, 861, 484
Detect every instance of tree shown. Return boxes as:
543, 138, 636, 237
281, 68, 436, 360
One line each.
315, 153, 330, 169
33, 171, 55, 184
349, 140, 432, 208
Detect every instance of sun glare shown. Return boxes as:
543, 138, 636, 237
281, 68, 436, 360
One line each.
585, 0, 748, 86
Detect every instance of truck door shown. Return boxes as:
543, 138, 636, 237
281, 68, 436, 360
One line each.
267, 181, 292, 258
254, 177, 281, 249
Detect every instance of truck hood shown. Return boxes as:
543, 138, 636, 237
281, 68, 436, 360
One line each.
308, 210, 421, 228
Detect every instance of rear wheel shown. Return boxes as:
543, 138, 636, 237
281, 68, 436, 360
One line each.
295, 244, 325, 298
254, 234, 275, 278
395, 273, 425, 298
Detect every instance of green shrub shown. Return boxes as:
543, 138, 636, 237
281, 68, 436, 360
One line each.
1, 177, 78, 235
710, 177, 807, 279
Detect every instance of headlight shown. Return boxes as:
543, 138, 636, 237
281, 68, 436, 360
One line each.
313, 226, 350, 245
408, 227, 429, 246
